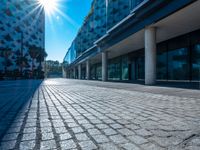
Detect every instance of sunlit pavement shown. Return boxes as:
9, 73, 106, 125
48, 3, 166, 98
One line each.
0, 79, 200, 150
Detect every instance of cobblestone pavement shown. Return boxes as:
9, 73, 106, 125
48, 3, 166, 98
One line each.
0, 79, 200, 150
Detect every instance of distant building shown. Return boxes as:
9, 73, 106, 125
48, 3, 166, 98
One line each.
45, 60, 62, 78
63, 0, 200, 85
0, 0, 45, 79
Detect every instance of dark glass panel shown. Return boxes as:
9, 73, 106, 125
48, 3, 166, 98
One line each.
136, 57, 144, 80
90, 65, 96, 80
192, 44, 200, 80
81, 67, 86, 79
157, 43, 167, 80
168, 35, 189, 51
96, 64, 102, 80
122, 56, 129, 80
108, 57, 121, 80
190, 30, 200, 45
168, 48, 189, 80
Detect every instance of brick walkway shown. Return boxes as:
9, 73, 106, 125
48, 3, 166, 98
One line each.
0, 79, 200, 150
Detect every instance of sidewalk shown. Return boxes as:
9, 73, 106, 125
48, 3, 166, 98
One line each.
0, 79, 199, 150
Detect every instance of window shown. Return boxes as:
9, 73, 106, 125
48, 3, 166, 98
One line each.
191, 44, 200, 80
157, 43, 167, 80
96, 64, 102, 80
122, 56, 129, 80
168, 48, 189, 80
136, 57, 144, 80
108, 57, 121, 80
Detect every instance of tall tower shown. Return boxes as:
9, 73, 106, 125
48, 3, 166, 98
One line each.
0, 0, 45, 79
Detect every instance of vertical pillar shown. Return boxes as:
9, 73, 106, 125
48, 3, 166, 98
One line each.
145, 27, 156, 85
78, 64, 81, 79
102, 51, 108, 81
86, 60, 90, 80
73, 67, 76, 79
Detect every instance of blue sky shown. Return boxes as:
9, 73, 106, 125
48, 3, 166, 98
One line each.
45, 0, 93, 62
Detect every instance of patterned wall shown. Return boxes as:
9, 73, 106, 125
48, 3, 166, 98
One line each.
64, 0, 145, 66
0, 0, 45, 77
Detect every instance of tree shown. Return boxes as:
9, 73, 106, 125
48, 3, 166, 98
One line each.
15, 50, 29, 76
0, 48, 13, 75
28, 45, 47, 78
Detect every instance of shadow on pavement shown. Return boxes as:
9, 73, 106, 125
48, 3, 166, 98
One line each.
0, 80, 42, 141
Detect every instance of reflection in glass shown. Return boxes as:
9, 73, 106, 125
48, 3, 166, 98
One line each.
122, 56, 129, 80
90, 65, 96, 80
108, 58, 121, 80
192, 44, 200, 80
96, 64, 102, 80
168, 48, 189, 80
157, 50, 167, 80
136, 57, 144, 80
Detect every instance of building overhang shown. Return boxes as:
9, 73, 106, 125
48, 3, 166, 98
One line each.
65, 0, 199, 68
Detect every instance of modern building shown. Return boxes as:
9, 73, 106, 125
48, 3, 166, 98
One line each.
0, 0, 45, 79
63, 0, 200, 85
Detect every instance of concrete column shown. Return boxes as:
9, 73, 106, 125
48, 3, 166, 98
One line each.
145, 27, 156, 85
73, 67, 76, 79
86, 60, 90, 80
78, 64, 81, 79
102, 51, 108, 81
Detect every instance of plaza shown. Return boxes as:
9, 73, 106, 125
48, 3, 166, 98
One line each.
0, 79, 199, 150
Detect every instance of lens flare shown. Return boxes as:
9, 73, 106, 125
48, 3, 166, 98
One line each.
38, 0, 58, 15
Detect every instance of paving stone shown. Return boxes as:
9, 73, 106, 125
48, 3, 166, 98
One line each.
41, 127, 53, 133
59, 133, 72, 140
72, 127, 84, 133
2, 133, 19, 141
20, 140, 35, 150
96, 124, 109, 129
23, 127, 37, 133
82, 123, 94, 129
99, 143, 119, 150
42, 132, 54, 140
92, 134, 110, 143
0, 140, 16, 150
60, 139, 77, 149
87, 128, 101, 135
127, 135, 148, 145
40, 140, 57, 149
110, 124, 123, 129
109, 135, 128, 144
121, 143, 140, 150
141, 142, 165, 150
103, 128, 117, 136
55, 127, 68, 134
79, 140, 97, 149
118, 128, 135, 136
135, 129, 153, 137
22, 133, 36, 141
75, 133, 90, 141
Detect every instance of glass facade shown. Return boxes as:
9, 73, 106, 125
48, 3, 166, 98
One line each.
168, 48, 189, 80
121, 56, 129, 80
108, 57, 121, 80
157, 44, 167, 80
63, 0, 200, 83
192, 44, 200, 80
64, 0, 145, 66
156, 30, 200, 81
87, 30, 200, 82
136, 57, 144, 80
96, 64, 102, 80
